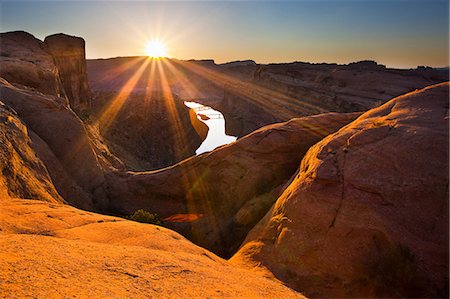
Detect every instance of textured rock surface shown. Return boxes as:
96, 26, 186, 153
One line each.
107, 112, 360, 257
0, 199, 303, 298
0, 31, 63, 97
220, 62, 449, 137
44, 33, 90, 110
232, 82, 449, 298
0, 79, 104, 209
0, 102, 62, 203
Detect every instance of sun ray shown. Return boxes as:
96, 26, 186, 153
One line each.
92, 57, 148, 90
155, 59, 222, 239
171, 59, 328, 123
155, 59, 188, 158
162, 58, 202, 99
97, 58, 150, 133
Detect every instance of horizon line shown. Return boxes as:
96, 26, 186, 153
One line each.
85, 55, 450, 70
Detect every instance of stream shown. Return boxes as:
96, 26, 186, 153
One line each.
184, 101, 237, 155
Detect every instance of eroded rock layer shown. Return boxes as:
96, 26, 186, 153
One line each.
232, 82, 449, 298
0, 31, 63, 97
0, 78, 103, 210
0, 102, 62, 203
44, 33, 90, 111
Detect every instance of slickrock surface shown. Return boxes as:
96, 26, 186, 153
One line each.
0, 198, 303, 298
232, 82, 449, 298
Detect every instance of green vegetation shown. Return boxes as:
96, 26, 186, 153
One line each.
128, 209, 161, 225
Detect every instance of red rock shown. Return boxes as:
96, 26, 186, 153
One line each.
232, 82, 449, 298
107, 111, 360, 256
0, 101, 62, 202
0, 31, 63, 97
44, 33, 90, 111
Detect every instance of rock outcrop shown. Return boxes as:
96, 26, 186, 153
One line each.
44, 33, 90, 111
0, 79, 104, 210
0, 198, 303, 298
107, 111, 360, 257
0, 31, 91, 112
0, 102, 62, 203
232, 82, 449, 298
0, 31, 63, 97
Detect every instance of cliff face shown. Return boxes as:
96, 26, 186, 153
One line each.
0, 101, 62, 203
44, 34, 90, 111
232, 83, 449, 298
0, 31, 91, 112
0, 79, 105, 210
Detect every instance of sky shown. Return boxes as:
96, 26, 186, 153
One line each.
1, 1, 449, 68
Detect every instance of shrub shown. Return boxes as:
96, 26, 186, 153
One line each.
128, 209, 161, 225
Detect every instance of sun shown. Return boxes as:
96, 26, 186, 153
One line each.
145, 40, 168, 58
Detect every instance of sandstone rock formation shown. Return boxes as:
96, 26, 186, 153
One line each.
0, 31, 91, 112
0, 78, 104, 210
220, 61, 449, 137
44, 33, 90, 111
0, 198, 303, 298
232, 82, 449, 298
0, 31, 63, 97
106, 111, 360, 256
0, 102, 62, 203
1, 29, 448, 298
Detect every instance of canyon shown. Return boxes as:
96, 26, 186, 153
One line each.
0, 31, 448, 298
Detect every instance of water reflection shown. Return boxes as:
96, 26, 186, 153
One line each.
184, 101, 237, 154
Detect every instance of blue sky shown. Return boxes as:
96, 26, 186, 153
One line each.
1, 1, 448, 68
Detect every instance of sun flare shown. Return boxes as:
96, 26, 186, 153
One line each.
145, 40, 168, 58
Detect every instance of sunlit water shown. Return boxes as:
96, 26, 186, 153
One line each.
184, 101, 237, 154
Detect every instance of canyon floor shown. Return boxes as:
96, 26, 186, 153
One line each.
0, 31, 448, 298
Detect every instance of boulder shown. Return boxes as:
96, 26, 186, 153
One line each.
232, 82, 449, 298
